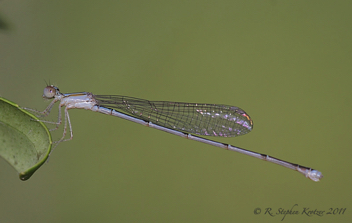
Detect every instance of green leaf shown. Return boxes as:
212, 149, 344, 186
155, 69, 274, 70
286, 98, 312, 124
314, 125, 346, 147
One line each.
0, 97, 52, 180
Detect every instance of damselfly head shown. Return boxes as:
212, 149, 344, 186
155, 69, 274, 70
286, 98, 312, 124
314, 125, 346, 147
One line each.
43, 85, 59, 99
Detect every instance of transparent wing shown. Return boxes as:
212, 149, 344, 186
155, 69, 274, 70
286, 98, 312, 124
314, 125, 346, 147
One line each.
94, 95, 253, 137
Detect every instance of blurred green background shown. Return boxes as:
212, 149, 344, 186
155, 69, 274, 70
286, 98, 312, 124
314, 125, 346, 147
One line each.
0, 1, 351, 222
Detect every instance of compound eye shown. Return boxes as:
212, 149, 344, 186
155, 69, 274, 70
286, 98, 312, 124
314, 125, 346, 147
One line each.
43, 86, 57, 99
